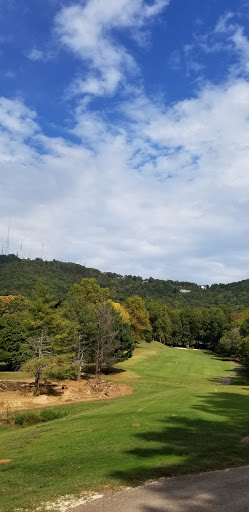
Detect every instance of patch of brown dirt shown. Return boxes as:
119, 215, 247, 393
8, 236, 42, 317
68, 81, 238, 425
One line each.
241, 436, 249, 444
0, 378, 132, 414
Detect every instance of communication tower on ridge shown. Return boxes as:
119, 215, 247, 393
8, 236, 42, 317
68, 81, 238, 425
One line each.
5, 219, 10, 255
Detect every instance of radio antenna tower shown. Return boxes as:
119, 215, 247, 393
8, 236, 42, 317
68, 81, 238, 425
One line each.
5, 219, 11, 255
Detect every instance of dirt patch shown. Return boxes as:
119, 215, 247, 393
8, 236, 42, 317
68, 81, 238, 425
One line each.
0, 378, 132, 414
240, 436, 249, 444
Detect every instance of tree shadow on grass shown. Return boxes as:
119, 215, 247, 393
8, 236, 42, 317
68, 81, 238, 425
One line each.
110, 391, 249, 508
108, 391, 249, 511
101, 368, 126, 375
207, 366, 247, 386
210, 356, 234, 362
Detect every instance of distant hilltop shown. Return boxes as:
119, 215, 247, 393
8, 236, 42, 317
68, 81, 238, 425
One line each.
0, 254, 248, 309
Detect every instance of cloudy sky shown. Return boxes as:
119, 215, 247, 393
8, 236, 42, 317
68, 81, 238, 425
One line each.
1, 0, 249, 284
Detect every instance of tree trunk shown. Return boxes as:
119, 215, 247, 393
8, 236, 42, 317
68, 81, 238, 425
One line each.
95, 349, 100, 379
76, 360, 82, 381
38, 329, 44, 359
35, 370, 40, 391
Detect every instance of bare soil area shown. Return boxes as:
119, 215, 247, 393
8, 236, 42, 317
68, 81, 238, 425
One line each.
0, 378, 132, 414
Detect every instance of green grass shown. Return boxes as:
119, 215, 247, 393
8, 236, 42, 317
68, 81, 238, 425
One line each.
1, 342, 249, 512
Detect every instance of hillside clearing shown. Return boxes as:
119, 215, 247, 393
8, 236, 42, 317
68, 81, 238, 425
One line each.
0, 379, 132, 414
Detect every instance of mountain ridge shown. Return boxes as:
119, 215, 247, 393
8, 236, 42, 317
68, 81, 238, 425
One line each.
1, 254, 249, 309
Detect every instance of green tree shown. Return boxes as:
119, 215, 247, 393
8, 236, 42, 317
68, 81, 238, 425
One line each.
146, 299, 171, 343
64, 279, 133, 377
0, 296, 32, 369
240, 316, 249, 338
113, 312, 135, 361
22, 354, 78, 391
217, 327, 242, 357
22, 356, 53, 390
169, 310, 183, 346
91, 301, 118, 376
28, 281, 69, 356
200, 307, 228, 350
68, 278, 109, 304
179, 309, 192, 347
239, 337, 249, 374
63, 279, 110, 378
62, 292, 96, 379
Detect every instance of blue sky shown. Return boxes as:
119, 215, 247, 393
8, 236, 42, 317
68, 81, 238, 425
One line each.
1, 0, 249, 284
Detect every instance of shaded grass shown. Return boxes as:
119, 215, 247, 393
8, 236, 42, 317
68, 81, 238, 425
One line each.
0, 343, 249, 511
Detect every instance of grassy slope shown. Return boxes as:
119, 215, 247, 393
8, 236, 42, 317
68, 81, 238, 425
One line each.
1, 343, 249, 512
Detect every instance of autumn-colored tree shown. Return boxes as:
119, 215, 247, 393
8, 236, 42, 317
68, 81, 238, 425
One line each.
110, 301, 130, 324
0, 295, 28, 315
124, 296, 151, 342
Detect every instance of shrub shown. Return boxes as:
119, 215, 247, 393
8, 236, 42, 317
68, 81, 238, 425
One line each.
40, 408, 66, 422
14, 412, 40, 426
144, 332, 153, 343
14, 408, 67, 427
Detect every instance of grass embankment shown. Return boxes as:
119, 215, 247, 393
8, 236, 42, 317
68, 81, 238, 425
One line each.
1, 342, 249, 512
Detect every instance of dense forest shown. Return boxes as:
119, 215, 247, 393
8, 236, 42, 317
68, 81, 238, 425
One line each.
1, 254, 249, 309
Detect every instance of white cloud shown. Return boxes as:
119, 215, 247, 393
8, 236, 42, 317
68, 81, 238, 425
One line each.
2, 3, 249, 285
215, 13, 249, 75
2, 71, 249, 285
183, 12, 249, 79
27, 48, 44, 61
0, 97, 37, 137
55, 0, 169, 96
27, 47, 53, 63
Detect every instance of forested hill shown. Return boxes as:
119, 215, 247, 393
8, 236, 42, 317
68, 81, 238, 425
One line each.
1, 254, 249, 309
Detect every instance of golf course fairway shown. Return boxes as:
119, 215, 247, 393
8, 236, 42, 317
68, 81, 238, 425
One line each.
1, 342, 249, 512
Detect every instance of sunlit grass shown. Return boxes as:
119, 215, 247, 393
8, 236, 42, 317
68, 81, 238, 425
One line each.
1, 342, 249, 512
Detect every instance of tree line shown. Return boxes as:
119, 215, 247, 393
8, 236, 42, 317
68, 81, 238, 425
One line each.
1, 278, 249, 389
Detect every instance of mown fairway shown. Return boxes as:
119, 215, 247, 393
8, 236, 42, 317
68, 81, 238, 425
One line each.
1, 342, 249, 512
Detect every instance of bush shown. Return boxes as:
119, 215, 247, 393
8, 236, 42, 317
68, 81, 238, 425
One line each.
14, 408, 67, 427
40, 408, 66, 422
48, 363, 79, 381
0, 362, 8, 370
14, 412, 41, 426
144, 332, 153, 343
